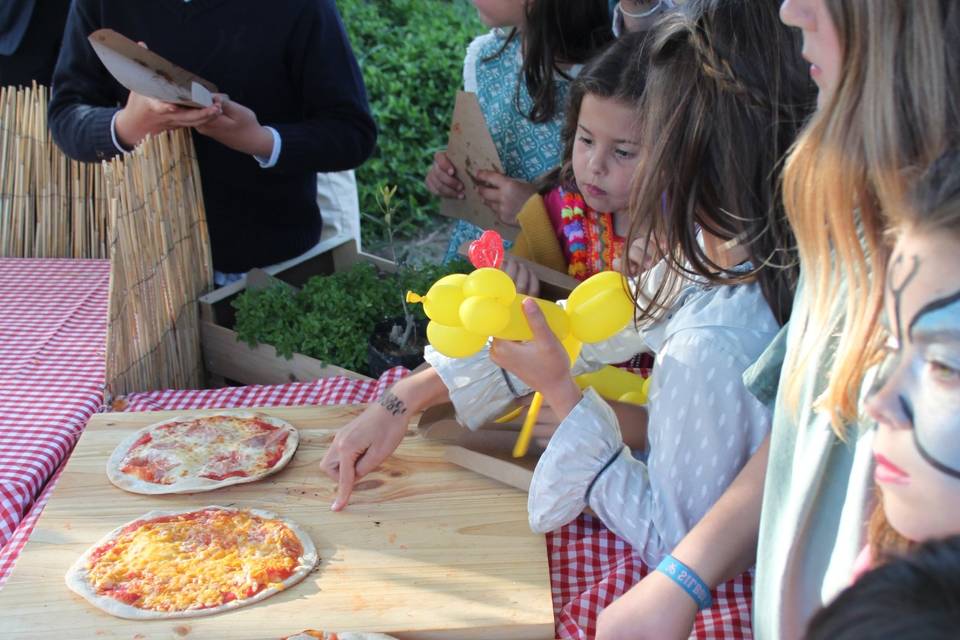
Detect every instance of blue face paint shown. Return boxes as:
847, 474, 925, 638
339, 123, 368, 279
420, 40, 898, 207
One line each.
906, 291, 960, 477
870, 273, 960, 478
867, 246, 960, 477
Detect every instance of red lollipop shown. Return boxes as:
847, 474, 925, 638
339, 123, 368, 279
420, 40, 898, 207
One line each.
467, 230, 504, 269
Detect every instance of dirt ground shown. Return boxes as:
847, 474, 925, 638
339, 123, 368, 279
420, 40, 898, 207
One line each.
362, 216, 458, 266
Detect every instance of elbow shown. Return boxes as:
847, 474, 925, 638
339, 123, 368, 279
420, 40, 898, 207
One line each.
527, 509, 558, 535
46, 106, 74, 159
47, 103, 101, 163
526, 485, 584, 535
349, 117, 377, 167
329, 117, 375, 172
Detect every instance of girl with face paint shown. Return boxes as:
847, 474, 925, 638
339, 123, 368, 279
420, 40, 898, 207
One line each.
862, 152, 960, 569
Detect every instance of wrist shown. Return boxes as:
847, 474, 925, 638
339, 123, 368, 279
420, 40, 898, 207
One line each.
389, 367, 448, 414
543, 376, 581, 420
247, 125, 274, 157
114, 108, 145, 149
669, 539, 723, 589
656, 554, 713, 611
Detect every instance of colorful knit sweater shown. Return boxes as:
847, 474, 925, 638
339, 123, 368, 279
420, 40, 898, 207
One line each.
513, 186, 625, 280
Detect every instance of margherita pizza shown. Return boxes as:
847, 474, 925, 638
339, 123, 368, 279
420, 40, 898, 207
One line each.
107, 411, 298, 494
65, 506, 318, 619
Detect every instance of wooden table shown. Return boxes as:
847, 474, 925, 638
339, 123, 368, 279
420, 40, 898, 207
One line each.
0, 405, 554, 639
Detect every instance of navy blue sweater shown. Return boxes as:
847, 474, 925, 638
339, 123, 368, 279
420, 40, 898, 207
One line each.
49, 0, 376, 272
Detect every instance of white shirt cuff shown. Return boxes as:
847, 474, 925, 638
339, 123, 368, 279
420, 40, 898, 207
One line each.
254, 126, 281, 168
110, 110, 130, 154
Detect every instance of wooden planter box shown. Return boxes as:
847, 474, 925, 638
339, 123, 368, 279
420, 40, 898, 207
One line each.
198, 232, 579, 388
198, 235, 396, 386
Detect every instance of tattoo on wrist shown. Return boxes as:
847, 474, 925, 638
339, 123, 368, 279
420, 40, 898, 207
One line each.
379, 391, 408, 417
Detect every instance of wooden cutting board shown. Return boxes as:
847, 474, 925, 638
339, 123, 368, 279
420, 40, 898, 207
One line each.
0, 405, 554, 639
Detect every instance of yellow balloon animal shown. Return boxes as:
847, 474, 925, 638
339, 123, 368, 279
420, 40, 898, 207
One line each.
406, 269, 634, 359
407, 269, 647, 457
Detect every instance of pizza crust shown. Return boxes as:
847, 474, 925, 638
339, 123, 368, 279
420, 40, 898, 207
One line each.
284, 633, 398, 640
65, 506, 319, 620
106, 410, 300, 494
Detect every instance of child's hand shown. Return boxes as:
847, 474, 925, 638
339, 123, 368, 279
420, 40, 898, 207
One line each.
115, 90, 221, 149
490, 298, 582, 420
195, 96, 275, 157
475, 170, 536, 226
627, 237, 663, 277
425, 150, 465, 199
501, 255, 541, 297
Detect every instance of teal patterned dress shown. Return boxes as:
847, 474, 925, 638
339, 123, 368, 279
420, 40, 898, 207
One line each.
444, 30, 574, 262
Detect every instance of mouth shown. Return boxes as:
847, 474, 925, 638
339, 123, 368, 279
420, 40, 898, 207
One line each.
801, 51, 822, 80
583, 184, 607, 198
874, 452, 910, 485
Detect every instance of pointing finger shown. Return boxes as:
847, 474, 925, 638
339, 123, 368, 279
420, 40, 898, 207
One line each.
330, 449, 357, 512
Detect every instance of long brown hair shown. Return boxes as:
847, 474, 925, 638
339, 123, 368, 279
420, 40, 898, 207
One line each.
538, 31, 651, 194
491, 0, 613, 124
781, 1, 960, 435
868, 149, 960, 564
626, 0, 814, 326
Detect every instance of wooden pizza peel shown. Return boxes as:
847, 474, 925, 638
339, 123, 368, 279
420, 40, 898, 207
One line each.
88, 29, 218, 108
417, 403, 545, 493
0, 405, 553, 639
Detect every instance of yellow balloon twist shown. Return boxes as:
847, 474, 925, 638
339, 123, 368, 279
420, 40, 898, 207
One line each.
407, 269, 643, 456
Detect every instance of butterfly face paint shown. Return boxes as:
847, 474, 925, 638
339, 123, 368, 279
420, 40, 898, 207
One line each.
867, 232, 960, 542
904, 290, 960, 475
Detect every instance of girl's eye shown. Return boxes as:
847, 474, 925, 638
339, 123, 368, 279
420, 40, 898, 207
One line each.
929, 360, 960, 385
614, 149, 635, 160
577, 136, 593, 146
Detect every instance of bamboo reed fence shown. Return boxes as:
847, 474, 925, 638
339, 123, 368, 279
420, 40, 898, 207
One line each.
0, 83, 213, 398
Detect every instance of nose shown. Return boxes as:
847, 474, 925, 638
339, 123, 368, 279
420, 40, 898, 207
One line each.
779, 0, 814, 30
587, 149, 607, 176
864, 359, 913, 431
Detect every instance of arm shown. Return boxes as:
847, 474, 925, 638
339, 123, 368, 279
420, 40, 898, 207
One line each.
596, 435, 768, 640
525, 331, 771, 561
263, 1, 376, 173
47, 0, 124, 162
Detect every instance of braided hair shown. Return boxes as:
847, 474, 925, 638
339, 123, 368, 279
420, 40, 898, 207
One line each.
626, 0, 816, 326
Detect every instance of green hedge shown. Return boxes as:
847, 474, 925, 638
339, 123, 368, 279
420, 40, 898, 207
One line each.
337, 0, 482, 246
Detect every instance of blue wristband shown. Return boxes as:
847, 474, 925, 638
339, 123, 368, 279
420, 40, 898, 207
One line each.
656, 555, 713, 610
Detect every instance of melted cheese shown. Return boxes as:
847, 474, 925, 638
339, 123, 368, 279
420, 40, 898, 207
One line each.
87, 509, 303, 612
120, 415, 288, 484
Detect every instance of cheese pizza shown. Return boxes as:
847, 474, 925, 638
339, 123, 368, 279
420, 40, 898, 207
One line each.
107, 411, 299, 494
65, 506, 318, 619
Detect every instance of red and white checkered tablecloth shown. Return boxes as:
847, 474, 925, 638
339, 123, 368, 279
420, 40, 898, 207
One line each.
0, 259, 110, 580
550, 514, 753, 639
0, 355, 753, 637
